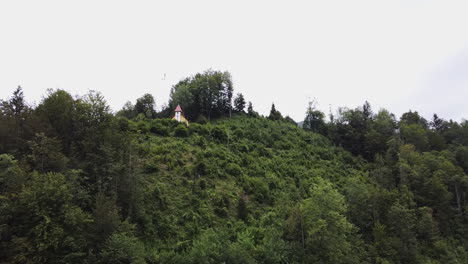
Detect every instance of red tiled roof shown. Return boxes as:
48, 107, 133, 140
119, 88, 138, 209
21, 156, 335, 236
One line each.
174, 105, 183, 112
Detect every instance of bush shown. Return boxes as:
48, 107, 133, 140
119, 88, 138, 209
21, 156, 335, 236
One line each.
200, 125, 212, 137
150, 121, 170, 136
193, 135, 207, 148
226, 163, 243, 177
174, 125, 189, 137
117, 117, 130, 132
99, 232, 146, 264
136, 121, 149, 133
188, 123, 203, 135
243, 176, 270, 203
196, 115, 208, 124
144, 160, 159, 173
212, 126, 228, 143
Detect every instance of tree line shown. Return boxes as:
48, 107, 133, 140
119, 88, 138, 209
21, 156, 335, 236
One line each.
0, 70, 468, 263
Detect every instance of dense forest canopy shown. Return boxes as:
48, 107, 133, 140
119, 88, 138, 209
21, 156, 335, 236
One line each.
1, 71, 468, 263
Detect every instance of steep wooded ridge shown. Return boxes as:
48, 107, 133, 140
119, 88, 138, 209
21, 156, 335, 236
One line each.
1, 72, 468, 263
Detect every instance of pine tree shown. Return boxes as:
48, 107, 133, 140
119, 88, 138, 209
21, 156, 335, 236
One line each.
234, 93, 246, 113
9, 86, 26, 116
247, 101, 257, 117
268, 103, 283, 121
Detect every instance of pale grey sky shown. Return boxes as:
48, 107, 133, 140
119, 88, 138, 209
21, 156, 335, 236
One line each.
1, 0, 467, 122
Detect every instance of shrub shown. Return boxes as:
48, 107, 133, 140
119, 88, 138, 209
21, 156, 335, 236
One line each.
136, 121, 149, 133
226, 163, 243, 177
212, 126, 228, 143
117, 117, 130, 132
174, 125, 189, 137
194, 135, 207, 148
196, 115, 208, 124
150, 121, 170, 136
188, 123, 203, 135
99, 232, 146, 264
243, 176, 270, 203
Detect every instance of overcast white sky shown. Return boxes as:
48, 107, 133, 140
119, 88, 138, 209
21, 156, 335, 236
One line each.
1, 0, 467, 122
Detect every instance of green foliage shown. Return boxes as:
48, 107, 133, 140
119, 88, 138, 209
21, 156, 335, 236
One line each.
185, 228, 256, 264
195, 115, 208, 124
211, 126, 228, 143
150, 120, 170, 136
401, 124, 430, 151
27, 133, 68, 172
0, 86, 33, 154
0, 154, 25, 194
36, 89, 75, 152
298, 178, 359, 263
303, 101, 327, 135
8, 172, 91, 263
99, 231, 146, 264
247, 101, 258, 117
169, 70, 233, 120
174, 125, 189, 137
400, 110, 428, 128
256, 227, 290, 263
135, 93, 156, 119
233, 93, 246, 113
237, 197, 248, 222
1, 83, 468, 263
328, 105, 372, 158
243, 176, 270, 203
9, 86, 27, 116
117, 101, 137, 119
268, 103, 283, 121
91, 193, 121, 245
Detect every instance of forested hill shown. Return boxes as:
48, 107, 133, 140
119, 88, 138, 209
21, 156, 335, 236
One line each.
1, 73, 468, 263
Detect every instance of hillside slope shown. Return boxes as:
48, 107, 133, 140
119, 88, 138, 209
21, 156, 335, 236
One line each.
108, 115, 466, 263
131, 116, 367, 263
1, 88, 468, 263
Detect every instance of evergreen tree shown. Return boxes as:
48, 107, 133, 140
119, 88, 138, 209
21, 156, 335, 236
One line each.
233, 93, 246, 113
247, 101, 257, 117
362, 100, 373, 121
9, 86, 26, 116
4, 86, 30, 154
268, 103, 283, 121
430, 114, 447, 132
